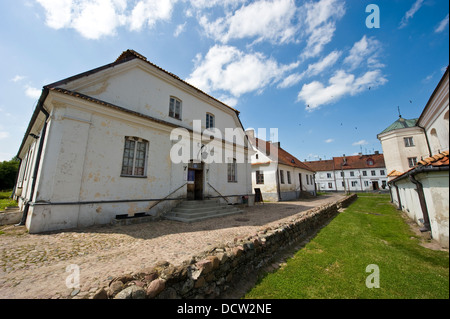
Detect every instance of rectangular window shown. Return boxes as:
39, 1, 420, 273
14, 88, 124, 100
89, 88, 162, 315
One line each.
362, 170, 367, 176
169, 97, 182, 120
364, 181, 369, 187
287, 171, 291, 184
121, 137, 148, 177
380, 170, 385, 175
256, 170, 264, 184
206, 113, 215, 129
408, 157, 417, 168
328, 182, 333, 188
371, 170, 376, 176
350, 171, 354, 177
351, 181, 358, 187
227, 158, 237, 182
327, 173, 331, 178
305, 174, 309, 185
404, 137, 414, 147
340, 171, 344, 177
280, 170, 285, 184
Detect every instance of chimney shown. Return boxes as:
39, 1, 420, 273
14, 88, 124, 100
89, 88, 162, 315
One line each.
271, 141, 280, 148
374, 150, 379, 155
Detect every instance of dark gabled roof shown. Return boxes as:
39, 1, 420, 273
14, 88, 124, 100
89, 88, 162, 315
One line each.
17, 49, 242, 157
46, 49, 239, 114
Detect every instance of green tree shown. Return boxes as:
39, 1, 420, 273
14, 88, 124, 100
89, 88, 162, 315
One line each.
0, 157, 20, 190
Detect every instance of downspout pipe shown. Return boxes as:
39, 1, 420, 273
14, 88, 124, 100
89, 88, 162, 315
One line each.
17, 90, 50, 226
408, 174, 431, 233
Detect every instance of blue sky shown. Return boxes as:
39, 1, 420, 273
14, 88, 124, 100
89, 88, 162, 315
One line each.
0, 0, 448, 162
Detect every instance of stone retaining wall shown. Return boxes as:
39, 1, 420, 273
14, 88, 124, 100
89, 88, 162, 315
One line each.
92, 194, 357, 299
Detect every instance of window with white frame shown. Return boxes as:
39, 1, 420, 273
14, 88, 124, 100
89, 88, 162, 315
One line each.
351, 181, 358, 187
327, 173, 331, 178
408, 157, 417, 168
169, 97, 182, 120
227, 158, 237, 182
404, 137, 414, 147
206, 113, 215, 129
287, 171, 291, 184
371, 170, 376, 176
121, 137, 148, 177
280, 170, 285, 184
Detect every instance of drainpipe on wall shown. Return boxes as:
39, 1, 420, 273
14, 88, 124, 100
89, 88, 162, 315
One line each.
394, 184, 402, 210
17, 101, 50, 226
408, 174, 432, 233
276, 165, 281, 201
417, 125, 432, 158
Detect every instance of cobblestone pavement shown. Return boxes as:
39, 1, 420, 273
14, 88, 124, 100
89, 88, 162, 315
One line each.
0, 194, 344, 299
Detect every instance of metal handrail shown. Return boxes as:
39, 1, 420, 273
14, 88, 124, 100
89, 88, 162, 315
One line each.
207, 182, 230, 203
149, 182, 187, 210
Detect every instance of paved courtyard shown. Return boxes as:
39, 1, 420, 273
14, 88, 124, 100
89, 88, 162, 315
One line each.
0, 193, 344, 299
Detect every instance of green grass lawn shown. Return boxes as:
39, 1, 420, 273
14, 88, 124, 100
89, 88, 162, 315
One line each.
245, 193, 449, 299
0, 190, 17, 211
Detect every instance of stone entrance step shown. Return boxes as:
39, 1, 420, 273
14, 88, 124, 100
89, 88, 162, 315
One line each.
164, 199, 242, 222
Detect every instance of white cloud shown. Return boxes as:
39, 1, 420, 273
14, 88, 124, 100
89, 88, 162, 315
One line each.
174, 22, 186, 37
325, 138, 334, 143
399, 0, 424, 29
344, 36, 383, 70
129, 0, 176, 31
306, 50, 341, 76
25, 85, 42, 99
297, 69, 387, 110
11, 75, 26, 82
0, 131, 10, 140
187, 45, 298, 98
36, 0, 177, 39
278, 72, 305, 89
189, 0, 245, 10
277, 50, 341, 89
352, 140, 368, 146
301, 0, 345, 58
199, 0, 299, 45
435, 14, 449, 33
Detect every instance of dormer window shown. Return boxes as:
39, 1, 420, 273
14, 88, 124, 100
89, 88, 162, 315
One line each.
169, 97, 182, 120
206, 113, 215, 129
367, 158, 374, 166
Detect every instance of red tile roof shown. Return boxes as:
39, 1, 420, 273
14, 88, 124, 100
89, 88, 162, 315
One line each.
305, 153, 385, 171
250, 137, 314, 172
304, 160, 334, 171
388, 150, 449, 184
418, 150, 449, 167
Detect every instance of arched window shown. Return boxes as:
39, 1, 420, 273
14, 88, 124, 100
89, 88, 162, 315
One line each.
430, 128, 441, 153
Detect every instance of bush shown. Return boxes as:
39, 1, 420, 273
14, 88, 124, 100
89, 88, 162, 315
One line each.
0, 158, 20, 191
